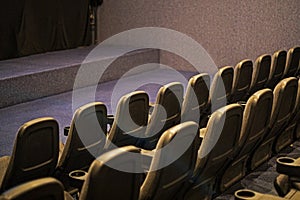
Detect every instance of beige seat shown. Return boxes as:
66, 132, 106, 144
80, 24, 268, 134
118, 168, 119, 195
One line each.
106, 91, 149, 149
139, 121, 201, 200
209, 66, 234, 112
79, 146, 144, 200
142, 82, 184, 150
181, 73, 210, 127
0, 117, 59, 193
219, 89, 273, 192
235, 189, 300, 200
56, 102, 107, 192
249, 77, 298, 170
0, 178, 72, 200
284, 46, 300, 77
184, 104, 243, 200
249, 54, 271, 95
267, 50, 286, 89
230, 59, 253, 102
280, 79, 300, 141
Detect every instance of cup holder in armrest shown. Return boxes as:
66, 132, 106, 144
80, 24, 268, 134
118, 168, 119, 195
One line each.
234, 189, 256, 200
276, 157, 300, 177
69, 170, 88, 190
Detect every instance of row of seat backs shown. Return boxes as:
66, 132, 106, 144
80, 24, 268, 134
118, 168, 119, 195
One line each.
184, 77, 300, 199
1, 121, 201, 200
2, 76, 296, 199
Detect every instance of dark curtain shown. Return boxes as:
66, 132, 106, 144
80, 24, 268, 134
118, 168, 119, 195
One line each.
0, 0, 91, 60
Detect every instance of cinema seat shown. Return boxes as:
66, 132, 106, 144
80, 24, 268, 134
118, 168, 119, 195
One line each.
0, 178, 72, 200
267, 50, 286, 89
281, 79, 300, 141
230, 59, 253, 103
249, 77, 298, 170
105, 91, 149, 149
284, 46, 300, 77
79, 146, 144, 200
209, 66, 234, 112
0, 117, 59, 193
184, 104, 243, 200
234, 189, 297, 200
181, 73, 210, 127
249, 54, 271, 95
142, 82, 184, 150
139, 121, 201, 200
56, 102, 107, 191
219, 89, 273, 192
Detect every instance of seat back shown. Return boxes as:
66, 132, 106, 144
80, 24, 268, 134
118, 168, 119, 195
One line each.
238, 89, 273, 158
1, 117, 59, 192
194, 104, 243, 184
0, 178, 66, 200
58, 102, 107, 173
267, 50, 286, 89
209, 66, 234, 112
143, 82, 184, 150
231, 59, 253, 102
269, 77, 298, 138
250, 54, 271, 94
284, 46, 300, 77
181, 73, 210, 124
106, 91, 149, 148
139, 121, 201, 200
79, 146, 144, 200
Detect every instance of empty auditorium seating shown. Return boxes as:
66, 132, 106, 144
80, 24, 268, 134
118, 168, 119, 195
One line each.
79, 146, 144, 200
284, 46, 300, 77
267, 50, 286, 89
181, 73, 210, 127
184, 104, 243, 200
56, 102, 107, 192
219, 89, 273, 192
249, 77, 298, 170
249, 54, 271, 95
0, 178, 72, 200
139, 121, 201, 200
0, 117, 59, 192
209, 66, 234, 112
230, 59, 253, 102
142, 82, 184, 150
106, 91, 149, 149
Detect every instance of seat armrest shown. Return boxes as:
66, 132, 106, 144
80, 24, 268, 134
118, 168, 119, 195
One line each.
237, 101, 246, 110
276, 157, 300, 178
107, 115, 114, 125
64, 126, 70, 136
148, 103, 155, 114
140, 149, 155, 172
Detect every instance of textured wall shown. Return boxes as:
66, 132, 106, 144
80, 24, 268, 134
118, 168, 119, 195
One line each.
97, 0, 300, 72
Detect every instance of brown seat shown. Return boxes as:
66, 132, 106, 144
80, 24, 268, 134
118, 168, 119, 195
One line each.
209, 66, 234, 112
249, 77, 298, 170
142, 82, 184, 150
249, 54, 271, 94
267, 50, 286, 89
79, 146, 144, 200
234, 189, 298, 200
56, 102, 107, 191
0, 117, 59, 192
181, 73, 210, 127
284, 46, 300, 77
219, 89, 273, 192
281, 79, 300, 141
184, 104, 243, 200
139, 121, 201, 200
0, 178, 72, 200
230, 59, 253, 102
106, 91, 149, 149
